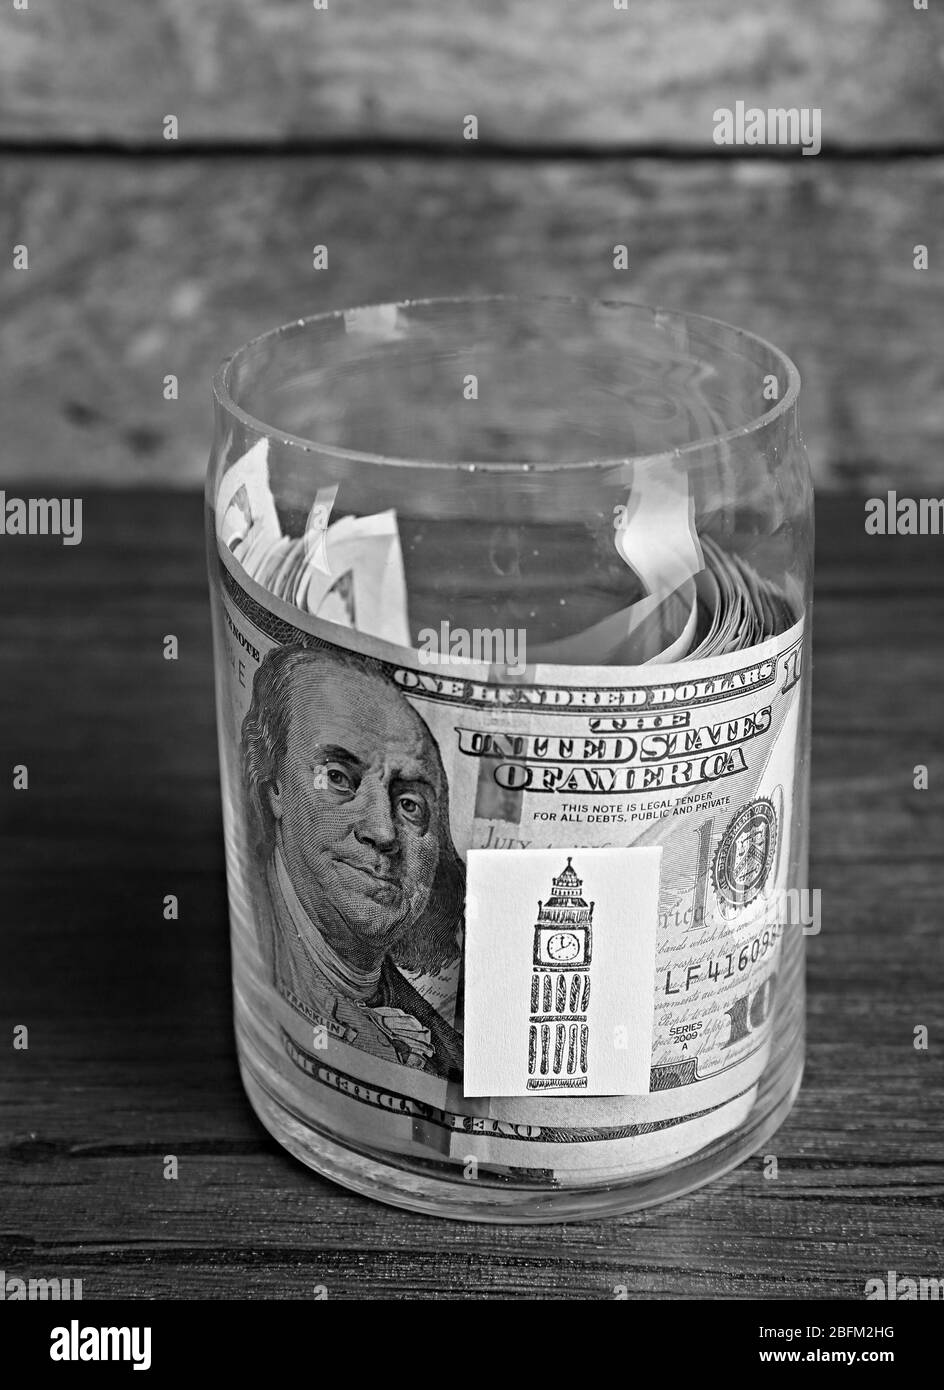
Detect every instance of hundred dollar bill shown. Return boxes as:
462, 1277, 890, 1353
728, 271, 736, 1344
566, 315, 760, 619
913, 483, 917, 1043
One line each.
210, 502, 806, 1185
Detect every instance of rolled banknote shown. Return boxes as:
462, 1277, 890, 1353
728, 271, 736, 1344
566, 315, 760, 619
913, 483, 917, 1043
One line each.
214, 438, 803, 1182
216, 441, 794, 662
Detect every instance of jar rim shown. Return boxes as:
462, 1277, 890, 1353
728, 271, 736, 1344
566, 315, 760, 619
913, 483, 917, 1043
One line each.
212, 294, 801, 473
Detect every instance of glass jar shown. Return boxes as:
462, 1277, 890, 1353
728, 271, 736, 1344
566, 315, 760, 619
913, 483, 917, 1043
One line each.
206, 296, 813, 1222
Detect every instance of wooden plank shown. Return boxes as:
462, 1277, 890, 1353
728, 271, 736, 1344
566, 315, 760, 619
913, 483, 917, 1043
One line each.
0, 491, 942, 1296
2, 0, 943, 148
2, 158, 944, 489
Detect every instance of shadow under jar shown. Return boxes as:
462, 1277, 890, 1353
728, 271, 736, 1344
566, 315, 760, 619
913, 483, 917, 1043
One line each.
205, 297, 813, 1222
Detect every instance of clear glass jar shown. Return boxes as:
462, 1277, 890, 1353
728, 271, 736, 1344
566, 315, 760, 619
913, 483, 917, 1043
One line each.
206, 297, 813, 1222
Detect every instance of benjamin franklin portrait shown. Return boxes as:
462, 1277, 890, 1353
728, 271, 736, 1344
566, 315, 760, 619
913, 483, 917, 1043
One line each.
241, 642, 463, 1079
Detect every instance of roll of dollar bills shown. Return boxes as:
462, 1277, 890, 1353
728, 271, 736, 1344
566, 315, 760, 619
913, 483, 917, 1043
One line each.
217, 437, 797, 663
208, 299, 812, 1220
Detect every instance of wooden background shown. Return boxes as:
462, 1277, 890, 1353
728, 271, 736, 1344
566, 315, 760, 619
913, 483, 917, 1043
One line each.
1, 1, 943, 1303
3, 0, 944, 148
1, 0, 943, 488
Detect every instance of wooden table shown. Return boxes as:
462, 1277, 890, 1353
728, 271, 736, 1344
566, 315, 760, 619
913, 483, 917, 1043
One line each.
1, 490, 941, 1299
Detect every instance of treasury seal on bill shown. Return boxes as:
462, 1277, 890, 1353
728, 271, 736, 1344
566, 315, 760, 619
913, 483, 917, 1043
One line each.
711, 797, 779, 911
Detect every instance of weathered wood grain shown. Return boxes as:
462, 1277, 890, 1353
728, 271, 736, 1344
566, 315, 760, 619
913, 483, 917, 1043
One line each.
0, 493, 942, 1298
2, 0, 943, 148
1, 158, 943, 490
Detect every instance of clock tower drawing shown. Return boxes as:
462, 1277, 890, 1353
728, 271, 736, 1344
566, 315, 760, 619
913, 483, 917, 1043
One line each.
528, 857, 593, 1090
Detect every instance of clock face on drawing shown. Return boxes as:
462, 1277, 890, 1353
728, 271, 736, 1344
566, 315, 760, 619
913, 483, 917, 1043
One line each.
546, 931, 581, 962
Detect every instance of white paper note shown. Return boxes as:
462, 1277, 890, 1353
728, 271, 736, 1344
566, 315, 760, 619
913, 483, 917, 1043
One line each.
463, 846, 662, 1098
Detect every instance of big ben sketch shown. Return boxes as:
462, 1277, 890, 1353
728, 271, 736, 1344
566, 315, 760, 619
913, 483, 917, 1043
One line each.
527, 857, 593, 1090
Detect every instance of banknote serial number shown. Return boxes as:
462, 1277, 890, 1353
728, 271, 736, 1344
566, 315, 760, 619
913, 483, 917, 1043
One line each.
664, 923, 783, 994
